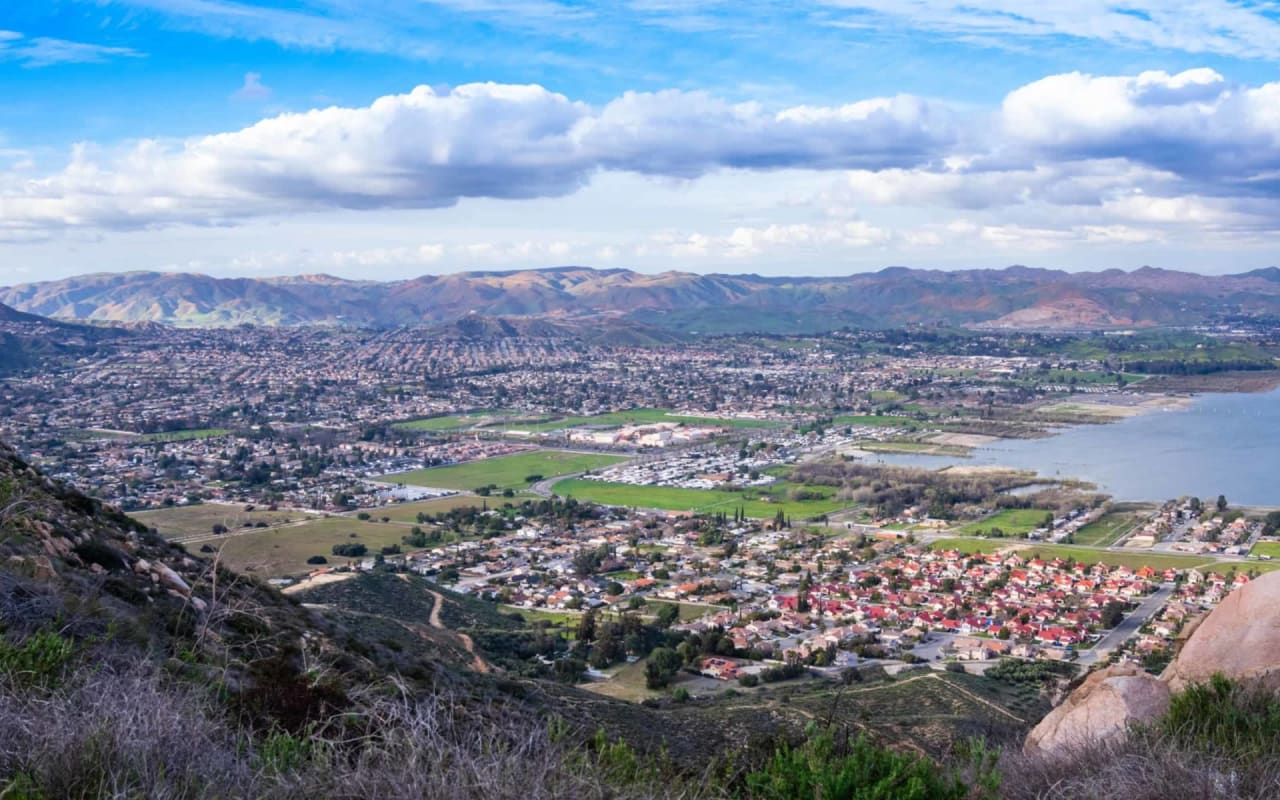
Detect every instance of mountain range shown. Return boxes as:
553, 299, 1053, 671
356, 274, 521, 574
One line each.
5, 265, 1280, 332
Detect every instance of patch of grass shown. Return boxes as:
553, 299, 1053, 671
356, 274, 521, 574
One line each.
552, 478, 846, 519
927, 538, 1221, 571
137, 428, 232, 443
131, 504, 304, 539
1075, 509, 1147, 547
209, 517, 425, 577
367, 496, 485, 523
382, 450, 627, 491
1249, 541, 1280, 559
832, 414, 925, 429
955, 509, 1054, 537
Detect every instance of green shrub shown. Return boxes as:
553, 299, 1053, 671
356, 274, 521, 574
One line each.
0, 632, 75, 689
745, 731, 971, 800
1160, 674, 1280, 761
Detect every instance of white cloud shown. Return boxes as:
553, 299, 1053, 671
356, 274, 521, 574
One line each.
231, 72, 272, 102
1000, 68, 1280, 192
819, 1, 1280, 59
0, 82, 954, 238
0, 30, 142, 67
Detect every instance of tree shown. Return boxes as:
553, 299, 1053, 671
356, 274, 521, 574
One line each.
576, 608, 597, 643
1101, 600, 1126, 629
1217, 494, 1229, 513
605, 581, 625, 596
654, 603, 680, 628
645, 646, 683, 689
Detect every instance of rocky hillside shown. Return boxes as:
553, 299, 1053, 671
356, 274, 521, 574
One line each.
1013, 572, 1280, 799
7, 265, 1280, 331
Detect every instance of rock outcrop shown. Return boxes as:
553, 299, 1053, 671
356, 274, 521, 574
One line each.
1163, 570, 1280, 693
1023, 663, 1170, 757
1026, 571, 1280, 759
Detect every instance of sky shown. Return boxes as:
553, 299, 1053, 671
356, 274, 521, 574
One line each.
3, 2, 1280, 283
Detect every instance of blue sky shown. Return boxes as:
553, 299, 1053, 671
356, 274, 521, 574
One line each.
4, 1, 1280, 281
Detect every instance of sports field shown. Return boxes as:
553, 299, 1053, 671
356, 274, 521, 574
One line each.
382, 449, 626, 491
551, 478, 845, 519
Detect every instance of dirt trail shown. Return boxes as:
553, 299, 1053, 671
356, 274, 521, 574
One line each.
418, 580, 491, 674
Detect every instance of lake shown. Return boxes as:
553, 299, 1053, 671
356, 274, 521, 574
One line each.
866, 387, 1280, 505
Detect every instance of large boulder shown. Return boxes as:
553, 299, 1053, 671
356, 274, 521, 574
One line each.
1164, 570, 1280, 693
1023, 663, 1170, 758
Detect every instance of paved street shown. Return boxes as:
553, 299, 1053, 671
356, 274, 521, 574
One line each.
1077, 582, 1175, 665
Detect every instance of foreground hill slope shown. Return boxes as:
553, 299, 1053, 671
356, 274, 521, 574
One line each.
8, 265, 1280, 330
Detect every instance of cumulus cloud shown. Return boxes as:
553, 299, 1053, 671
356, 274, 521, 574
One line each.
1001, 69, 1280, 192
8, 69, 1280, 248
0, 82, 955, 238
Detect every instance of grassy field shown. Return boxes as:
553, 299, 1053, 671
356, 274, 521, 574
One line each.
927, 537, 1230, 571
368, 496, 486, 523
494, 408, 780, 432
954, 508, 1053, 537
207, 516, 422, 577
552, 478, 847, 519
1074, 508, 1149, 547
832, 414, 925, 429
382, 450, 627, 491
132, 504, 307, 539
138, 428, 232, 443
1250, 541, 1280, 558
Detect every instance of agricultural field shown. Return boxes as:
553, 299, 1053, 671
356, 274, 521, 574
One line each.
1073, 507, 1150, 547
204, 516, 423, 577
954, 508, 1054, 537
138, 428, 232, 443
382, 449, 627, 491
132, 503, 306, 539
551, 478, 847, 519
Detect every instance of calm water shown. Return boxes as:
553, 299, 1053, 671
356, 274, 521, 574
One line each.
868, 387, 1280, 505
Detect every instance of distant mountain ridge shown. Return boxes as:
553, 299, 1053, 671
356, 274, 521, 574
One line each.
5, 265, 1280, 332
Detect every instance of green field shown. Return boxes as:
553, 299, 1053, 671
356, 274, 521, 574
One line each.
132, 504, 306, 539
207, 517, 426, 577
832, 414, 926, 429
138, 428, 232, 443
1250, 541, 1280, 559
955, 508, 1054, 537
927, 537, 1226, 571
382, 450, 627, 491
552, 478, 846, 519
1074, 509, 1148, 547
494, 408, 780, 432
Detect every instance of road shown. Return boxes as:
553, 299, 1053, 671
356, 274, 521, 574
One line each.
1077, 581, 1174, 665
